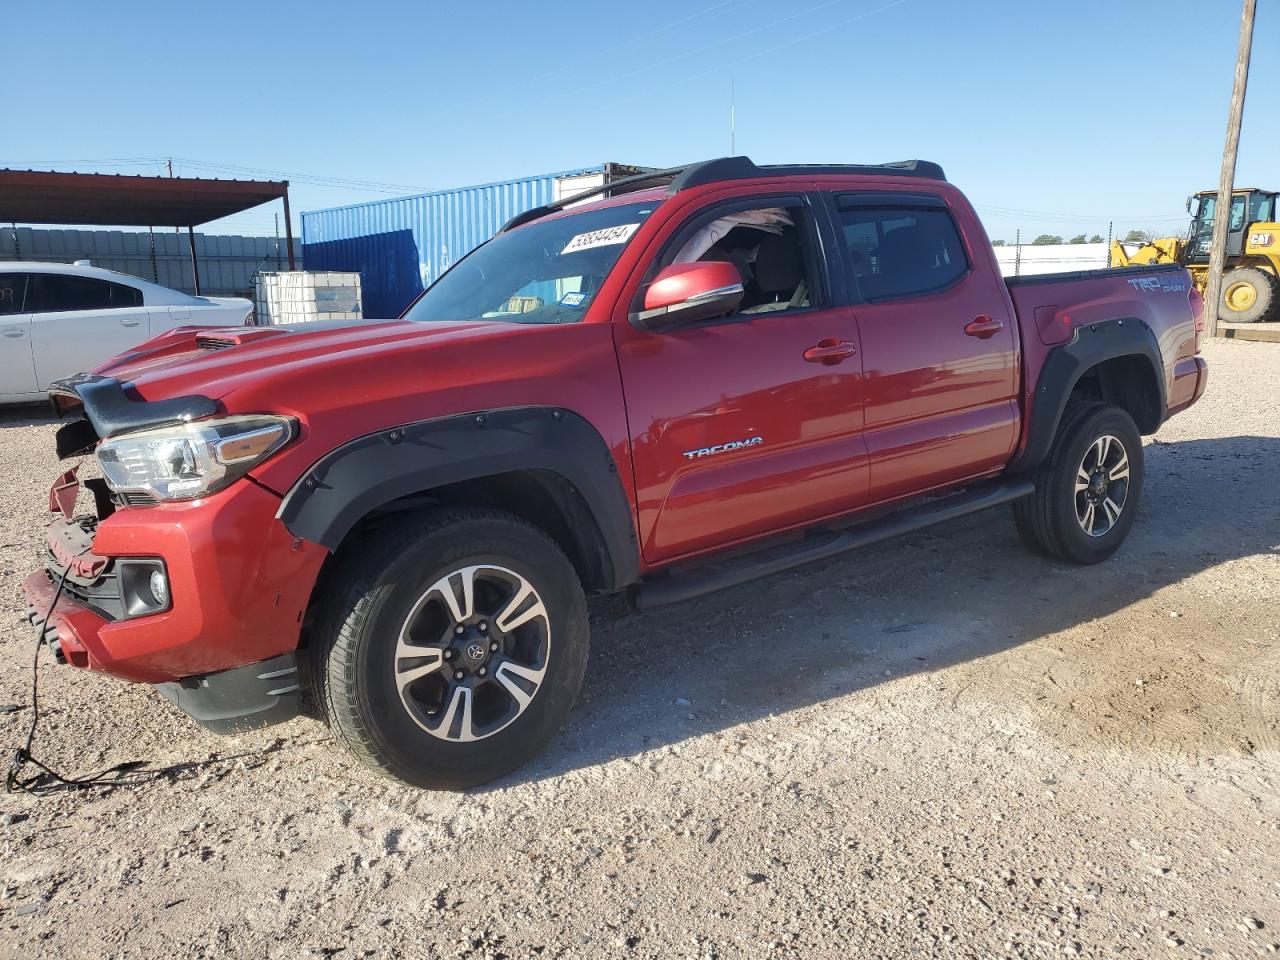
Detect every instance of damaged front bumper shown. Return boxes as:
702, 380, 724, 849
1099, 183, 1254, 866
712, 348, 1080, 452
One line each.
21, 467, 328, 733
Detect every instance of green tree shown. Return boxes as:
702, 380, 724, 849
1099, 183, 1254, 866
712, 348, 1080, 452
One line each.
1089, 234, 1104, 243
992, 239, 1006, 247
1123, 229, 1151, 243
1032, 234, 1064, 245
1068, 234, 1088, 244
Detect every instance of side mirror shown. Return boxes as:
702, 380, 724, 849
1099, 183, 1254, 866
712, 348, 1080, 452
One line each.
1186, 196, 1194, 213
633, 261, 744, 332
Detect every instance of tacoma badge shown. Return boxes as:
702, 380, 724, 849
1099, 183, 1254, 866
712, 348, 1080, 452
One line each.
682, 436, 764, 460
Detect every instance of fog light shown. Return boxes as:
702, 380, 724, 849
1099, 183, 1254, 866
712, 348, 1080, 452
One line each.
118, 559, 170, 618
149, 569, 169, 607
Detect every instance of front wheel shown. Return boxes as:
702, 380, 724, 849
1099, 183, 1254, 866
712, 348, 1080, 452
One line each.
312, 508, 589, 789
1013, 402, 1144, 565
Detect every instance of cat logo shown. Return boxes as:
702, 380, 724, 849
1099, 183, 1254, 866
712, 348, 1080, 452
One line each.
682, 436, 764, 460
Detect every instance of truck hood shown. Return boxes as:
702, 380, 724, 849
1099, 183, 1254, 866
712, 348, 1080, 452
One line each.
87, 317, 513, 406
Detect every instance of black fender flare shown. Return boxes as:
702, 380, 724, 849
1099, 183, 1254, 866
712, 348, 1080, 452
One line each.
1009, 318, 1166, 473
276, 407, 639, 591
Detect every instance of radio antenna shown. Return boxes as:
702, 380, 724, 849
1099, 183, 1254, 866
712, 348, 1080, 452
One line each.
730, 76, 736, 154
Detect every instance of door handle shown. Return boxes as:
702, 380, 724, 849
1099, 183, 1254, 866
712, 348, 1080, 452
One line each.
121, 319, 141, 328
2, 328, 24, 338
803, 338, 857, 365
963, 315, 1004, 338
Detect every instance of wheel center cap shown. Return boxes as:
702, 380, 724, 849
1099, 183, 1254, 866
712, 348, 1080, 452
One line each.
463, 641, 487, 663
1089, 471, 1108, 497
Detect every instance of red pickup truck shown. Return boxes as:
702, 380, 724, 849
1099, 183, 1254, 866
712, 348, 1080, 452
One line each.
24, 157, 1207, 789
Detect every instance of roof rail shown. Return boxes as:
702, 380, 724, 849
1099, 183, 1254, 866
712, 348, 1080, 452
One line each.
499, 156, 947, 232
671, 156, 947, 189
498, 165, 690, 233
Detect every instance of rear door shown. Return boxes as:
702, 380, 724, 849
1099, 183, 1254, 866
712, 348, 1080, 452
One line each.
29, 273, 149, 387
614, 190, 869, 562
831, 191, 1018, 502
0, 273, 37, 397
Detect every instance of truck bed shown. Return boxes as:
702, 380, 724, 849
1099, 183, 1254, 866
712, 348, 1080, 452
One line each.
1003, 262, 1203, 459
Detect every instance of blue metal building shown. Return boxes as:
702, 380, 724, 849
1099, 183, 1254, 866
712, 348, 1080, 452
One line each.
301, 163, 647, 319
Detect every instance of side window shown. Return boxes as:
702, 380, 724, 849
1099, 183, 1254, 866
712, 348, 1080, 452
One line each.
1229, 197, 1247, 231
837, 200, 969, 302
665, 202, 816, 317
31, 274, 116, 313
109, 282, 143, 307
0, 274, 28, 315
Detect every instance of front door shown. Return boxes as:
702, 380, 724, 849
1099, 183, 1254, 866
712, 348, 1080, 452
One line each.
832, 192, 1018, 502
0, 273, 37, 397
615, 193, 869, 563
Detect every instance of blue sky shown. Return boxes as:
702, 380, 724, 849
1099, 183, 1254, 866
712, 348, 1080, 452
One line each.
7, 0, 1276, 243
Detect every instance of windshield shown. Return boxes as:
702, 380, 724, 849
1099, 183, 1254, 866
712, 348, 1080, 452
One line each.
403, 200, 657, 324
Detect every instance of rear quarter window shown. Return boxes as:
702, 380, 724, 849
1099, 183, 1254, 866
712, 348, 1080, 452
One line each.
109, 281, 143, 307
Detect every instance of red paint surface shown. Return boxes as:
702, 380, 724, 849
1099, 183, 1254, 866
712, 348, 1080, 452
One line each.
40, 171, 1202, 684
25, 481, 326, 682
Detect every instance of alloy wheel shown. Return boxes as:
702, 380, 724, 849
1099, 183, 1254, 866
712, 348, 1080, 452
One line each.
1074, 434, 1130, 537
393, 564, 550, 742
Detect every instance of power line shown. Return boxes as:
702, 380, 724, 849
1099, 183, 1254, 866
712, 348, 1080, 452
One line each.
563, 0, 858, 99
974, 203, 1187, 225
172, 158, 429, 193
0, 155, 430, 194
525, 0, 758, 84
584, 0, 908, 116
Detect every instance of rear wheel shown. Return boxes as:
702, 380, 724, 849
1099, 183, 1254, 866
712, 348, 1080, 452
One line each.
1013, 402, 1144, 565
312, 508, 589, 789
1219, 266, 1279, 323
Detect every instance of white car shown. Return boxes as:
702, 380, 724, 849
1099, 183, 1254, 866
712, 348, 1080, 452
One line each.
0, 261, 252, 404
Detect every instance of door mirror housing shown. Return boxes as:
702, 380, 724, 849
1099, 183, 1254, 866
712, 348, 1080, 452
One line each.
1186, 195, 1194, 214
633, 261, 744, 332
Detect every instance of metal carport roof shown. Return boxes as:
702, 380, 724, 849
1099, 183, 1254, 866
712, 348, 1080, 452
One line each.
0, 169, 295, 291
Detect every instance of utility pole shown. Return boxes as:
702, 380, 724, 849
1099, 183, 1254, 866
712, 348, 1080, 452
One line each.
168, 158, 179, 235
1204, 0, 1256, 337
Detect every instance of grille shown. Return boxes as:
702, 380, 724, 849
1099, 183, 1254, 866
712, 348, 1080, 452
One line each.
118, 491, 158, 507
43, 550, 124, 622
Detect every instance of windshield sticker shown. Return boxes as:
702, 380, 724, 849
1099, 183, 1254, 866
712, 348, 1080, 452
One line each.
560, 292, 587, 307
561, 223, 639, 254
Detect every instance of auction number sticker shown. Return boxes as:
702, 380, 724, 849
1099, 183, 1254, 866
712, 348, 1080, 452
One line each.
561, 223, 639, 254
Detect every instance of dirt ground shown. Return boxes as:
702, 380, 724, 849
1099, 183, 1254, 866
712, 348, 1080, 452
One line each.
0, 339, 1276, 960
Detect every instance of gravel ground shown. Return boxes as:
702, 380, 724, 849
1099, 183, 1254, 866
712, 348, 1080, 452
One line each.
0, 339, 1277, 959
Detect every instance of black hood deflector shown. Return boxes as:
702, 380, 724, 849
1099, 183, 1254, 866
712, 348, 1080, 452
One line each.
50, 374, 217, 457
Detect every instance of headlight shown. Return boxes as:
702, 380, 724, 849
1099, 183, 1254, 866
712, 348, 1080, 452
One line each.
96, 415, 295, 502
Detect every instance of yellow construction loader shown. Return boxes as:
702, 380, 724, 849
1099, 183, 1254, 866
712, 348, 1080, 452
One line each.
1110, 188, 1280, 323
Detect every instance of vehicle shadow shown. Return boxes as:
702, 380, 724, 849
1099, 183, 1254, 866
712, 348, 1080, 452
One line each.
492, 434, 1280, 790
0, 403, 54, 429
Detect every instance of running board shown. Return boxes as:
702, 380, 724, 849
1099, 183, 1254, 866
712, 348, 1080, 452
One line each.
628, 479, 1034, 611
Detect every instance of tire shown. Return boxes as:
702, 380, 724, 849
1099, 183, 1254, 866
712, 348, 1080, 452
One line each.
1013, 402, 1144, 565
311, 507, 589, 790
1219, 266, 1280, 323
